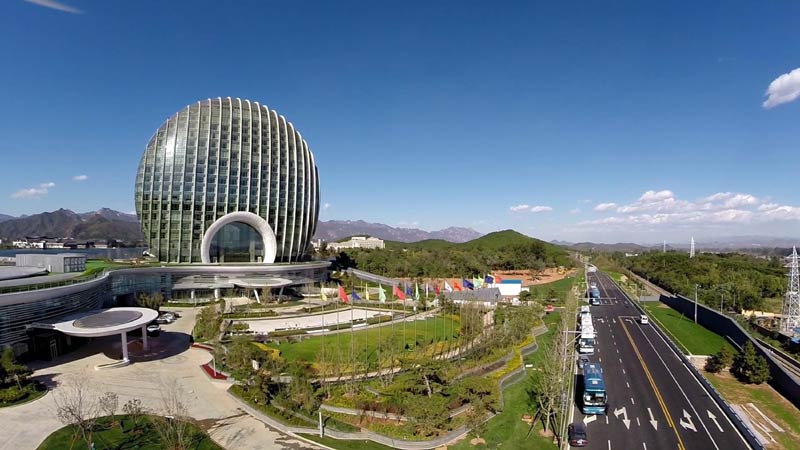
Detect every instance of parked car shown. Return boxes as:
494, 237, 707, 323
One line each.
156, 312, 175, 324
146, 324, 161, 336
640, 315, 649, 325
577, 355, 590, 370
544, 304, 555, 313
568, 422, 588, 447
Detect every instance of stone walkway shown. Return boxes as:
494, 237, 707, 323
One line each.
0, 307, 322, 450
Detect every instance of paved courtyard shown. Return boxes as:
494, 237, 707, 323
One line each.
243, 307, 390, 334
0, 307, 323, 450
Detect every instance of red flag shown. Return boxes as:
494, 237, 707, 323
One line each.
454, 281, 463, 291
338, 285, 349, 303
393, 284, 406, 300
434, 283, 440, 295
494, 274, 503, 283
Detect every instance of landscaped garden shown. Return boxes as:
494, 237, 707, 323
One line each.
0, 348, 46, 407
37, 414, 221, 450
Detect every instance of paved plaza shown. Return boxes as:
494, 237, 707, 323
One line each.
0, 307, 323, 450
242, 307, 391, 334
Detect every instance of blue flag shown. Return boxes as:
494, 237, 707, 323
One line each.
351, 290, 362, 301
484, 275, 494, 284
463, 278, 474, 290
405, 283, 413, 295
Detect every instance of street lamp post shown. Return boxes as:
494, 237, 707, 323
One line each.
694, 284, 699, 323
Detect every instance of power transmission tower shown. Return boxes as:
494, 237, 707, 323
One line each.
689, 237, 695, 258
782, 247, 800, 334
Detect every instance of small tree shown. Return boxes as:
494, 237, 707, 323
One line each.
98, 391, 119, 428
137, 292, 165, 312
1, 348, 32, 389
53, 376, 98, 449
150, 381, 192, 450
122, 398, 146, 430
705, 346, 735, 374
733, 342, 772, 384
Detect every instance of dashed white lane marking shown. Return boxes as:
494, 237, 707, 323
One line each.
626, 382, 630, 388
637, 417, 641, 427
622, 368, 626, 375
631, 397, 635, 405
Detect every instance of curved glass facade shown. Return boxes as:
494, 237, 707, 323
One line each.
209, 222, 264, 263
135, 97, 320, 263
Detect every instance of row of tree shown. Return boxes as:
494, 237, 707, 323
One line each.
331, 241, 570, 278
705, 342, 772, 384
616, 251, 786, 311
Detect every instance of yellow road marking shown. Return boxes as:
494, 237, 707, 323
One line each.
619, 317, 686, 450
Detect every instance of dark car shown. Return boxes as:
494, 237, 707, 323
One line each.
577, 355, 590, 370
568, 422, 588, 447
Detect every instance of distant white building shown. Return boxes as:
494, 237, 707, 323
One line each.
328, 236, 385, 251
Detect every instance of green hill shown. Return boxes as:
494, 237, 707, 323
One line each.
335, 230, 572, 277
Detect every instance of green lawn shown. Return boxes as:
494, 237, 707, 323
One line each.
642, 302, 735, 355
528, 274, 577, 302
705, 370, 800, 450
450, 312, 561, 450
37, 415, 221, 450
83, 259, 133, 276
300, 434, 397, 450
266, 315, 461, 366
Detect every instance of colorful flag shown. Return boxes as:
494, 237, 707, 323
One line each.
495, 274, 503, 282
405, 283, 413, 296
379, 284, 387, 302
435, 283, 441, 295
444, 281, 453, 293
425, 283, 430, 298
484, 275, 494, 285
415, 283, 420, 301
473, 277, 483, 289
365, 282, 370, 301
454, 281, 463, 291
338, 285, 349, 303
393, 284, 407, 300
351, 290, 362, 301
321, 283, 328, 301
463, 279, 474, 290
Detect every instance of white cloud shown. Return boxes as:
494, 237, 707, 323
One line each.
11, 182, 55, 199
763, 67, 800, 109
594, 202, 617, 212
510, 204, 530, 212
570, 208, 581, 215
323, 202, 331, 211
25, 0, 83, 14
530, 206, 553, 213
72, 174, 88, 181
577, 188, 800, 233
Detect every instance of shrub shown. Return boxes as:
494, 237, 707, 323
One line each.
732, 342, 772, 384
705, 346, 734, 373
0, 386, 26, 403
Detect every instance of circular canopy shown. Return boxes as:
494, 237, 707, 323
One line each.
232, 277, 293, 289
53, 307, 158, 338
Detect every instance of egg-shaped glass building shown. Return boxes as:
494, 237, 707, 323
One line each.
135, 98, 319, 263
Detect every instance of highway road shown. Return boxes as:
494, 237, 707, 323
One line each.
570, 271, 753, 450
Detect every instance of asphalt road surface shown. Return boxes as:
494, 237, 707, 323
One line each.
569, 271, 753, 450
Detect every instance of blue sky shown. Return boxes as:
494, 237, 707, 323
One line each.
2, 0, 800, 243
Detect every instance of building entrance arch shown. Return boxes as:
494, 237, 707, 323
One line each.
200, 212, 277, 264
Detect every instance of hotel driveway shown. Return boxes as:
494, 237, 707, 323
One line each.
0, 307, 322, 450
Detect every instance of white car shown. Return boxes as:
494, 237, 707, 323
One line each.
640, 315, 649, 325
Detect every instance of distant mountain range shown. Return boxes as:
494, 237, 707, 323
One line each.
0, 210, 482, 245
313, 220, 482, 243
553, 236, 800, 253
0, 208, 143, 243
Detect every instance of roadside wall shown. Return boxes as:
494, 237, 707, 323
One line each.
660, 294, 800, 409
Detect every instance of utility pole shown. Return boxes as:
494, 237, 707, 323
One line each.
694, 284, 699, 323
